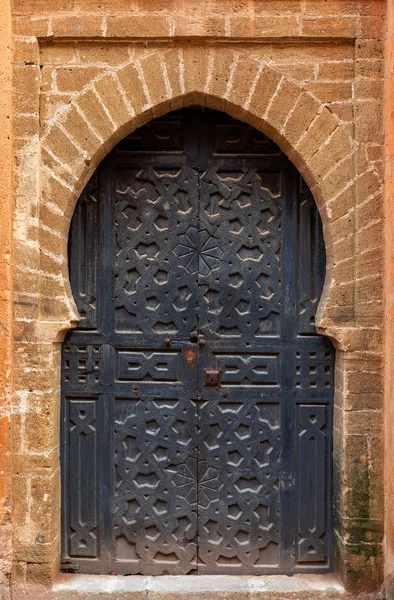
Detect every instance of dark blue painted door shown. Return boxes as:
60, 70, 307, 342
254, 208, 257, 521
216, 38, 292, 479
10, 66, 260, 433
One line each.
61, 108, 334, 575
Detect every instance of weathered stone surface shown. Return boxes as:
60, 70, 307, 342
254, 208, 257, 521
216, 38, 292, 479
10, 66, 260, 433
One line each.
2, 0, 389, 597
39, 574, 349, 600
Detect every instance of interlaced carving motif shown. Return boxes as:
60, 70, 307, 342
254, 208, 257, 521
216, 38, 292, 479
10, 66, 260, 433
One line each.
198, 401, 281, 572
113, 396, 197, 574
62, 109, 334, 576
199, 167, 282, 339
113, 166, 198, 337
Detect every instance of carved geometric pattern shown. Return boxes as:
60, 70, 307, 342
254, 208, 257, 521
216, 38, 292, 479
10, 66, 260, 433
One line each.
113, 396, 197, 574
69, 173, 99, 330
198, 401, 281, 572
113, 166, 198, 337
297, 178, 326, 335
68, 400, 98, 558
62, 344, 101, 385
297, 405, 328, 563
62, 108, 334, 576
214, 354, 279, 385
199, 166, 282, 340
174, 227, 223, 275
294, 348, 334, 393
115, 351, 180, 381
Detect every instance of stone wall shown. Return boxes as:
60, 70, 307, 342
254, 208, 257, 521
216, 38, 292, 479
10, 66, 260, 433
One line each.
384, 0, 394, 596
1, 0, 389, 597
0, 0, 13, 594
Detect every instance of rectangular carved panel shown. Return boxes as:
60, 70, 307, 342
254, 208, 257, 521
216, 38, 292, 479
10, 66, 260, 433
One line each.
113, 166, 198, 338
62, 344, 101, 386
214, 354, 279, 385
117, 118, 183, 152
213, 122, 282, 155
297, 178, 326, 336
197, 401, 281, 573
67, 399, 98, 558
115, 351, 180, 381
297, 404, 329, 565
69, 173, 99, 330
294, 347, 334, 395
113, 396, 198, 574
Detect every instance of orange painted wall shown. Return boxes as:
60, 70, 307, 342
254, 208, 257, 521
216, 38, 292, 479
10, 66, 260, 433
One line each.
0, 0, 13, 588
385, 0, 394, 590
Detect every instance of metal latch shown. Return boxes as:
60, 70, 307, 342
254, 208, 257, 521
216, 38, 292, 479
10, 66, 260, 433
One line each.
203, 369, 222, 386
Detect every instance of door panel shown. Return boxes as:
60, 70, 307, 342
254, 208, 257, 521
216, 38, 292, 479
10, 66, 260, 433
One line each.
61, 108, 334, 576
109, 156, 200, 574
198, 166, 283, 340
197, 395, 282, 572
113, 394, 198, 574
196, 163, 286, 572
112, 165, 199, 339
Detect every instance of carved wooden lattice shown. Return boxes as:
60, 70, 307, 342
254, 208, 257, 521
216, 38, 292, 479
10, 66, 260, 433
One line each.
61, 109, 334, 576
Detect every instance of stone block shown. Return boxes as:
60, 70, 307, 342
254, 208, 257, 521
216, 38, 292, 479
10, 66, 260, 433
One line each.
306, 81, 353, 103
94, 74, 133, 128
60, 105, 102, 156
319, 156, 355, 202
307, 127, 353, 182
265, 78, 301, 132
355, 100, 384, 142
43, 126, 84, 172
174, 15, 226, 37
140, 53, 169, 108
51, 16, 103, 37
76, 88, 115, 142
183, 46, 210, 99
13, 66, 39, 115
283, 92, 320, 146
105, 15, 170, 38
229, 15, 300, 38
117, 63, 150, 115
163, 48, 183, 104
297, 109, 338, 162
13, 16, 50, 36
247, 64, 282, 116
301, 16, 356, 38
318, 62, 354, 81
56, 67, 101, 93
41, 170, 75, 217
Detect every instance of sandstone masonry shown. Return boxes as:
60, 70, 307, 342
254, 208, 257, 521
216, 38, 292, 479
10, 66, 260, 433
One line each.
0, 0, 392, 598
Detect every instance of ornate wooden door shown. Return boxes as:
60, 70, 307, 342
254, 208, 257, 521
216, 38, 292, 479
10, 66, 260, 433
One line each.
61, 109, 334, 576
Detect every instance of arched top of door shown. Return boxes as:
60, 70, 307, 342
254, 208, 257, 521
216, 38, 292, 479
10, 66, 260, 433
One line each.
39, 47, 355, 346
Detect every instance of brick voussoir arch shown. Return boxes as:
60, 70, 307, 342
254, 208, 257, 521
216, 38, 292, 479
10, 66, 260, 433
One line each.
39, 45, 354, 344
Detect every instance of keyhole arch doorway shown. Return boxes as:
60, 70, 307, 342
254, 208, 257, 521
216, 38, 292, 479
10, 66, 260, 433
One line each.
61, 107, 334, 576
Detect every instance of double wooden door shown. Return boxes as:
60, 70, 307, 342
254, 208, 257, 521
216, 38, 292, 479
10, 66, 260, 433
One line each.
61, 108, 334, 575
